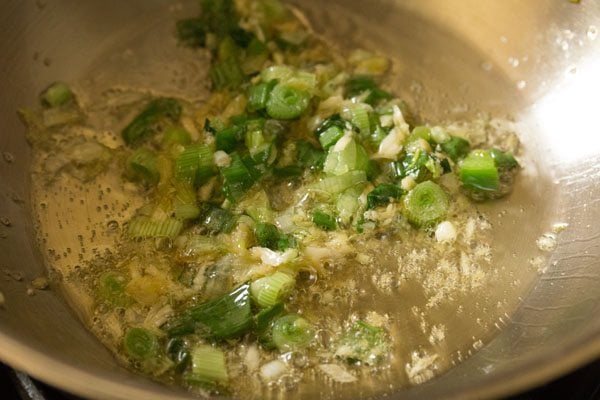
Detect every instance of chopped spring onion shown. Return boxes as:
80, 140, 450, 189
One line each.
40, 81, 74, 108
403, 181, 449, 227
126, 148, 160, 186
210, 58, 245, 90
97, 272, 131, 307
163, 283, 253, 339
175, 144, 216, 186
198, 204, 237, 234
261, 65, 294, 83
254, 222, 280, 249
187, 345, 229, 385
272, 165, 303, 178
459, 150, 499, 192
489, 148, 519, 170
311, 170, 367, 194
221, 153, 261, 201
312, 209, 337, 231
394, 151, 443, 182
254, 223, 295, 251
216, 124, 245, 153
266, 84, 311, 120
176, 18, 207, 47
336, 186, 364, 226
315, 114, 346, 150
430, 126, 451, 144
247, 80, 277, 112
345, 76, 392, 106
124, 327, 159, 361
319, 125, 345, 150
174, 204, 200, 221
254, 302, 285, 334
162, 126, 192, 146
367, 184, 403, 209
335, 321, 388, 365
297, 141, 325, 171
245, 122, 272, 162
121, 98, 182, 146
323, 138, 369, 176
127, 217, 184, 238
167, 337, 191, 373
407, 126, 432, 144
250, 271, 295, 308
241, 37, 269, 75
343, 103, 371, 137
173, 182, 200, 220
441, 136, 471, 161
366, 159, 381, 180
271, 315, 314, 351
200, 0, 240, 40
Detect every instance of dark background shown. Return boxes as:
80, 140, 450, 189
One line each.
1, 359, 599, 400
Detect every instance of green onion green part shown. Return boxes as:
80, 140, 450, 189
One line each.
40, 82, 74, 108
187, 345, 229, 385
490, 148, 519, 170
127, 217, 184, 238
124, 327, 159, 361
335, 321, 389, 365
403, 181, 449, 227
272, 315, 314, 351
315, 114, 346, 150
297, 141, 325, 171
97, 272, 131, 307
247, 80, 277, 112
345, 76, 392, 106
312, 209, 337, 231
176, 18, 207, 47
311, 170, 367, 194
163, 283, 253, 340
127, 148, 160, 186
250, 271, 295, 308
215, 124, 244, 153
254, 223, 279, 249
254, 302, 285, 334
407, 126, 432, 144
441, 136, 471, 161
122, 98, 182, 146
162, 127, 192, 146
221, 153, 261, 201
323, 138, 370, 176
459, 150, 499, 192
173, 182, 200, 220
367, 183, 403, 209
198, 204, 237, 235
175, 144, 216, 186
167, 338, 191, 373
266, 84, 311, 120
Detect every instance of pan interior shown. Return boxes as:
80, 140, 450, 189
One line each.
0, 1, 599, 400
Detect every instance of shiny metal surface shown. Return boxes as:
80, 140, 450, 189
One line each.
0, 1, 599, 399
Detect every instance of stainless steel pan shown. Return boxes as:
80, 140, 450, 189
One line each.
0, 0, 599, 399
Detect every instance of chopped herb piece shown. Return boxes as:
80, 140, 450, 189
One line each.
40, 82, 74, 108
367, 184, 403, 209
345, 76, 392, 106
272, 315, 314, 351
441, 136, 471, 161
163, 283, 253, 340
403, 181, 449, 227
122, 98, 182, 146
312, 209, 337, 231
335, 321, 389, 365
124, 327, 159, 361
